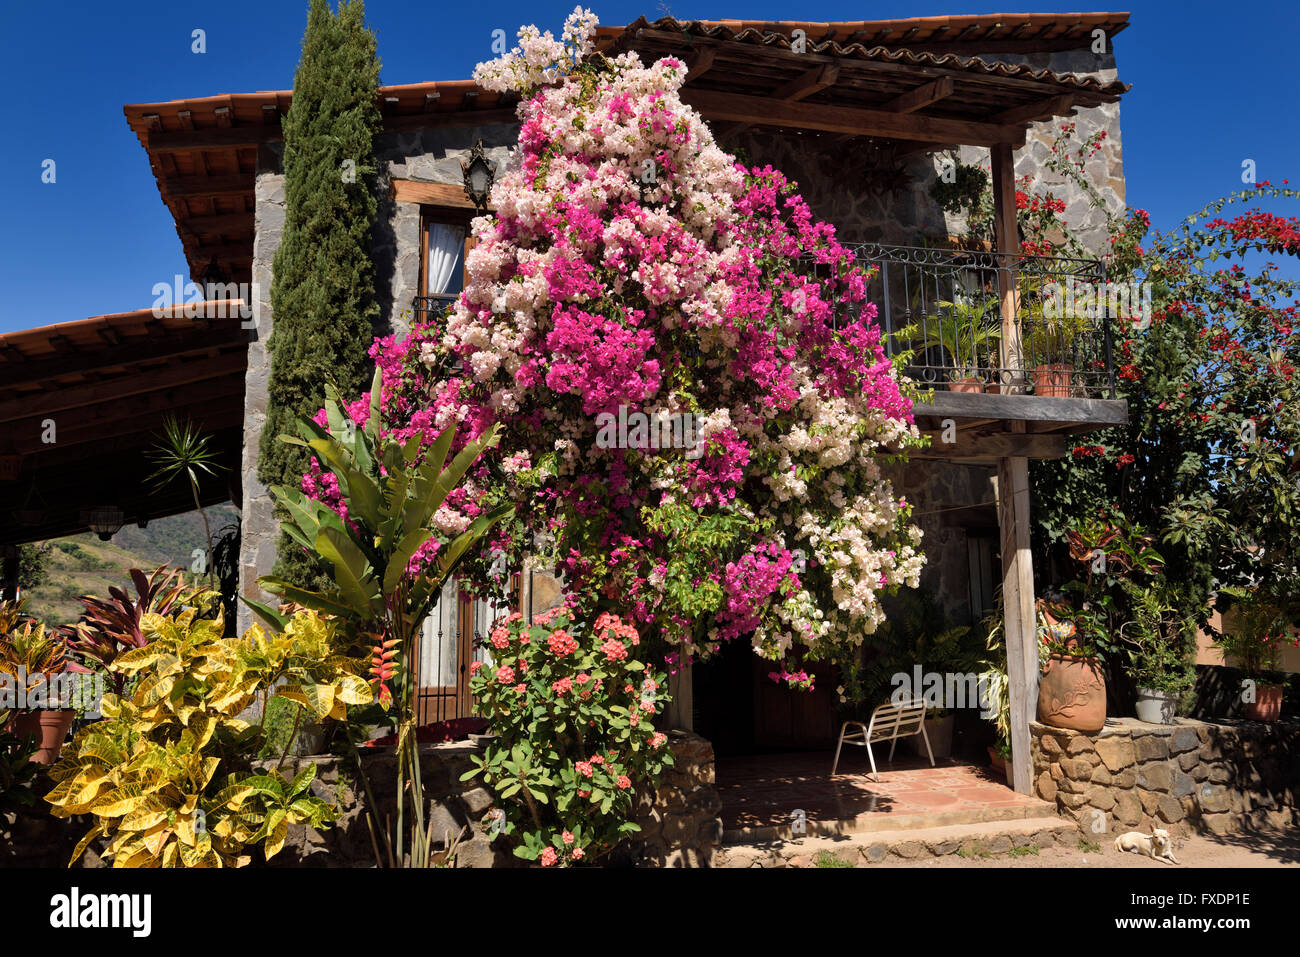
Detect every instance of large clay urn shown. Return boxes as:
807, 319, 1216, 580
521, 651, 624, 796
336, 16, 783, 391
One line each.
11, 709, 76, 764
1037, 653, 1106, 733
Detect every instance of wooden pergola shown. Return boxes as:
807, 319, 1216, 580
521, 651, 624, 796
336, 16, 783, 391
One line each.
0, 303, 248, 574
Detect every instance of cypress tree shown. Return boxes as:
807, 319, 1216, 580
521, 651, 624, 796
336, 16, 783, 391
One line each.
259, 0, 382, 588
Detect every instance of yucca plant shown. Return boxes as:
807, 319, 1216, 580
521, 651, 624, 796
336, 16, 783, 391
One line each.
252, 369, 512, 867
147, 415, 224, 586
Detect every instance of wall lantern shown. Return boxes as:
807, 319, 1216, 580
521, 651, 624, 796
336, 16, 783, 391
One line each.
461, 140, 496, 214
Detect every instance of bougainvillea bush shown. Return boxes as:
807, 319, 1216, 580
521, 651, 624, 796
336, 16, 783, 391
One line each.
345, 9, 924, 687
463, 607, 671, 864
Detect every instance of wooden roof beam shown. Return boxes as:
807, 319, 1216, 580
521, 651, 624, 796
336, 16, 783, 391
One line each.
988, 94, 1077, 127
147, 126, 280, 152
685, 47, 716, 82
166, 174, 255, 199
0, 351, 247, 423
769, 63, 840, 102
880, 76, 954, 114
0, 329, 246, 391
681, 89, 1025, 147
914, 430, 1066, 459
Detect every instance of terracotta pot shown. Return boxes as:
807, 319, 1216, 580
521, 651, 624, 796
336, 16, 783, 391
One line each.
1034, 363, 1074, 397
984, 382, 1002, 394
11, 709, 76, 764
987, 745, 1009, 781
1244, 683, 1284, 723
1037, 653, 1106, 733
948, 377, 984, 394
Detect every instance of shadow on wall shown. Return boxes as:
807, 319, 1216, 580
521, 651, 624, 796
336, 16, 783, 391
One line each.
1189, 665, 1299, 721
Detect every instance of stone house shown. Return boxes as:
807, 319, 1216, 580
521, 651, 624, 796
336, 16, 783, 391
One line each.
0, 12, 1133, 797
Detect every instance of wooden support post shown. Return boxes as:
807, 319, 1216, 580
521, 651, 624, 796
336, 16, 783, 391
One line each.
667, 661, 694, 731
1, 545, 19, 603
991, 141, 1039, 795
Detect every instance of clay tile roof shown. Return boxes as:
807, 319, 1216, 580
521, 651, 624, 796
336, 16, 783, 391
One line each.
595, 12, 1130, 52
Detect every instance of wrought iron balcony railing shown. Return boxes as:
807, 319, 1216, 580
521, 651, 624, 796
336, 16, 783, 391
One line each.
820, 243, 1116, 399
413, 243, 1118, 400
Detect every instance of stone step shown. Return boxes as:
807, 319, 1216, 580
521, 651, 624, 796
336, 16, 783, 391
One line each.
722, 797, 1061, 844
716, 815, 1078, 867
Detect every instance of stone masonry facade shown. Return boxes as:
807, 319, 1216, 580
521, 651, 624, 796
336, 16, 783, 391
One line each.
236, 38, 1124, 648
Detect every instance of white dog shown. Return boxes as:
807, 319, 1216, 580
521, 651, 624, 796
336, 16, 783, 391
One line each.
1114, 828, 1180, 865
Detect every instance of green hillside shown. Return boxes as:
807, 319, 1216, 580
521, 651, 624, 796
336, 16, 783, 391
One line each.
22, 503, 239, 626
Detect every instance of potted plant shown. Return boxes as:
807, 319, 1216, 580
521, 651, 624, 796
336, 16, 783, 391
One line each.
1035, 598, 1107, 733
1212, 587, 1292, 722
1119, 580, 1195, 724
924, 295, 1002, 393
0, 600, 76, 764
1020, 284, 1087, 397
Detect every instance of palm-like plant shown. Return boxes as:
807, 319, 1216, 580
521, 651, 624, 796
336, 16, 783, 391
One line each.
251, 370, 512, 867
147, 415, 224, 584
924, 295, 1002, 381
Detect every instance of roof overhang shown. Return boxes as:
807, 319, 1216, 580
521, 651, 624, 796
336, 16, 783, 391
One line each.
122, 11, 1129, 286
0, 303, 249, 546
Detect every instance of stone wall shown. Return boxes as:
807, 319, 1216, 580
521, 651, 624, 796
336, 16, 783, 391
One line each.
1031, 718, 1300, 837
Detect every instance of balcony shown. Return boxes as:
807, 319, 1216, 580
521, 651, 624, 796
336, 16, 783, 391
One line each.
826, 243, 1117, 399
411, 242, 1127, 452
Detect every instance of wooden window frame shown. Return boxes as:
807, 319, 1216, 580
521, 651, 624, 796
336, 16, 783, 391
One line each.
419, 205, 475, 304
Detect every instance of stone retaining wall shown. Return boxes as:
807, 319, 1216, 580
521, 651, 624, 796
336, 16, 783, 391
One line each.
1031, 718, 1300, 836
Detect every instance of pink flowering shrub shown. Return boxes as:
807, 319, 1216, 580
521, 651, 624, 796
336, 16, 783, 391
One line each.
464, 608, 673, 865
327, 9, 926, 682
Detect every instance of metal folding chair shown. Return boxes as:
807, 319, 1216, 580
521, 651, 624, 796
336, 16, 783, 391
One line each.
831, 698, 932, 780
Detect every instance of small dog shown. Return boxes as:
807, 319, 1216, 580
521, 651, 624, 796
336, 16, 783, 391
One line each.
1114, 828, 1180, 865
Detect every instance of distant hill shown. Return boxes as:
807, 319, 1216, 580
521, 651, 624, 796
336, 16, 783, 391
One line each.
23, 503, 239, 625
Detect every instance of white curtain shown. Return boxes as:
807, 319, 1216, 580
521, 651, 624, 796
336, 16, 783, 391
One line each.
427, 223, 466, 296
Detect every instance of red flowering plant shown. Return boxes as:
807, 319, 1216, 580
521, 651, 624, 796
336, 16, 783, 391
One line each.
462, 606, 673, 866
1034, 181, 1300, 613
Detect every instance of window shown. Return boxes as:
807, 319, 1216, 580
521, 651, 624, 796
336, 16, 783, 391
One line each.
417, 208, 473, 322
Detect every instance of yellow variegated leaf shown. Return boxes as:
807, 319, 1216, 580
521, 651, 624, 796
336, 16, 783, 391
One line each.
335, 673, 373, 706
278, 683, 335, 720
69, 823, 107, 867
263, 813, 289, 861
92, 785, 147, 817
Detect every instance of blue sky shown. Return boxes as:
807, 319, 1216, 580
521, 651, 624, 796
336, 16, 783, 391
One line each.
0, 0, 1296, 334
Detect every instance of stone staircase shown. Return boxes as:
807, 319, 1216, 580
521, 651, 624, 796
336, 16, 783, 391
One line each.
717, 810, 1078, 867
717, 801, 1078, 867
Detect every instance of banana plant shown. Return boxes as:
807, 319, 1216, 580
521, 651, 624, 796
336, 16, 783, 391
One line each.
254, 368, 513, 867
